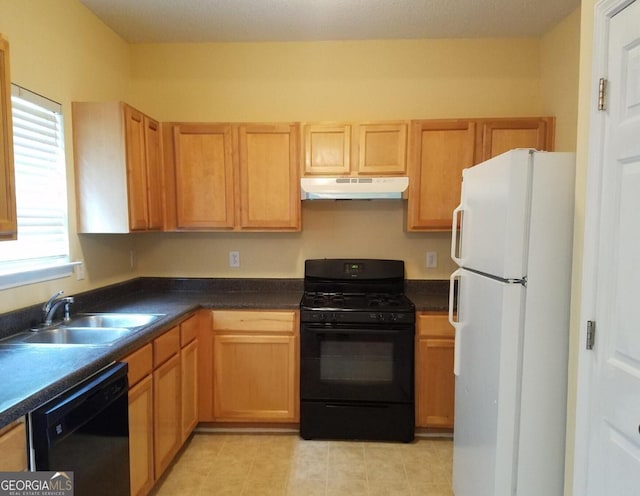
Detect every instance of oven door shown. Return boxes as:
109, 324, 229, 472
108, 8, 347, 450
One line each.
300, 323, 414, 403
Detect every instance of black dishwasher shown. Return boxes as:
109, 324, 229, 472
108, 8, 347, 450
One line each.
28, 362, 130, 496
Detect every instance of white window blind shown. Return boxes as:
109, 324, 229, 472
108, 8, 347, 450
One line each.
0, 84, 70, 278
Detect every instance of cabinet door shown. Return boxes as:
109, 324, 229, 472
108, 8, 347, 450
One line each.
180, 338, 198, 442
357, 122, 408, 175
171, 124, 235, 229
124, 105, 149, 231
128, 375, 154, 496
213, 334, 298, 422
144, 116, 163, 230
153, 353, 181, 478
477, 117, 555, 162
0, 35, 16, 240
416, 313, 456, 429
0, 421, 26, 471
416, 338, 455, 428
237, 123, 300, 230
303, 123, 351, 175
408, 120, 476, 231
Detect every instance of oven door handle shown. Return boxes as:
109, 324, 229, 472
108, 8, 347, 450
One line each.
302, 327, 411, 336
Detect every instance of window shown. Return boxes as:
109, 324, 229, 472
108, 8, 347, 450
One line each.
0, 85, 74, 289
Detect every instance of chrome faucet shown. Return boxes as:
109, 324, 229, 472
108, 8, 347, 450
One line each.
42, 291, 74, 326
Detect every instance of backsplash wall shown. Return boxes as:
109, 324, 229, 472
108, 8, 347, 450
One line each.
133, 201, 456, 280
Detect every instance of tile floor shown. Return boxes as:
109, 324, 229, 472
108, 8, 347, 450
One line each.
153, 432, 453, 496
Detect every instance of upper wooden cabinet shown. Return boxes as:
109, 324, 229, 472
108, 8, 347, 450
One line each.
163, 122, 300, 231
408, 116, 555, 231
0, 34, 16, 241
166, 123, 235, 230
302, 121, 408, 176
237, 123, 300, 230
303, 123, 351, 175
73, 101, 164, 233
408, 120, 476, 231
476, 117, 555, 163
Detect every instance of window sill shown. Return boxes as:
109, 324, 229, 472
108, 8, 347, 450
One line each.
0, 261, 82, 291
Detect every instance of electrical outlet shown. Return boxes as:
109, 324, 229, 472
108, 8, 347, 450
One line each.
229, 251, 240, 268
75, 262, 85, 281
426, 251, 438, 268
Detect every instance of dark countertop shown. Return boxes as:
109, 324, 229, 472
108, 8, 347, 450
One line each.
0, 277, 449, 429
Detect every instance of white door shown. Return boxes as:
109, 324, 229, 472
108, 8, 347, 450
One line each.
450, 268, 525, 496
584, 1, 640, 494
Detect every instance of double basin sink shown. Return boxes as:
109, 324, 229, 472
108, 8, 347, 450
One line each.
0, 313, 164, 346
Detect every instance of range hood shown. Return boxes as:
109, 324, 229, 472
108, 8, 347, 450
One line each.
301, 177, 409, 200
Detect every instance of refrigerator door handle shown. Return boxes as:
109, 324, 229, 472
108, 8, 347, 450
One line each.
449, 268, 462, 376
451, 204, 464, 266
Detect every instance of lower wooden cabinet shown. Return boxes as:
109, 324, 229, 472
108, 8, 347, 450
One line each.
123, 311, 202, 496
0, 421, 27, 471
416, 312, 455, 429
128, 374, 154, 496
211, 310, 299, 423
180, 325, 199, 441
153, 345, 181, 478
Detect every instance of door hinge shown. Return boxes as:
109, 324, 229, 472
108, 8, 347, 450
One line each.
598, 78, 607, 111
586, 320, 596, 350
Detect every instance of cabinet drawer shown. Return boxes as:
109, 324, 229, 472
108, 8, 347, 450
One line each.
212, 310, 296, 334
180, 314, 198, 346
154, 326, 180, 367
124, 344, 153, 387
417, 313, 454, 338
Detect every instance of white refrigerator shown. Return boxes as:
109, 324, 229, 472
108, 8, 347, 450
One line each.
448, 149, 575, 496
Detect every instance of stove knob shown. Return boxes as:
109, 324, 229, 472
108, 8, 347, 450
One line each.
377, 313, 385, 322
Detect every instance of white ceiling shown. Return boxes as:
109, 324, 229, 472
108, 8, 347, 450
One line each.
79, 0, 581, 43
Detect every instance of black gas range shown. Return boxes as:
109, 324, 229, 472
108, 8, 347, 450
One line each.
299, 259, 416, 443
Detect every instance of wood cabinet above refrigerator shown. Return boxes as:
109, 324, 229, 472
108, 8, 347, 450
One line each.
407, 116, 555, 231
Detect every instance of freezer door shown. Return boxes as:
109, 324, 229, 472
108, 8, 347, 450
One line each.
452, 149, 532, 279
451, 268, 525, 496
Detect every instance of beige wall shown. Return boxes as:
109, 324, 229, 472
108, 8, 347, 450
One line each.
0, 1, 581, 310
541, 8, 581, 152
564, 1, 596, 494
0, 0, 135, 313
128, 37, 552, 280
128, 38, 543, 122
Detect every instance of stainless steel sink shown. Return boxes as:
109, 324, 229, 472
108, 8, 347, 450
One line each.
66, 313, 163, 329
7, 327, 133, 345
0, 312, 165, 346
